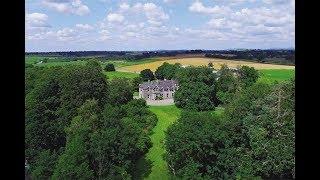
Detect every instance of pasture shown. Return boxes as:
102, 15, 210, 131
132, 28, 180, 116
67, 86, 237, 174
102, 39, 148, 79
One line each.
104, 71, 139, 80
118, 57, 295, 73
258, 69, 295, 83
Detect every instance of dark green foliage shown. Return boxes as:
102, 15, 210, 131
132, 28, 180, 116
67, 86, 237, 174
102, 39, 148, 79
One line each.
165, 80, 295, 179
155, 62, 181, 80
216, 65, 240, 104
165, 111, 225, 178
30, 150, 58, 179
26, 60, 158, 179
86, 99, 156, 178
140, 69, 155, 82
238, 66, 259, 87
104, 63, 115, 71
174, 66, 218, 111
176, 66, 216, 87
25, 66, 64, 159
25, 61, 109, 179
25, 65, 45, 95
108, 78, 133, 106
132, 76, 143, 92
52, 136, 94, 179
174, 82, 215, 111
52, 99, 98, 179
51, 98, 157, 179
59, 60, 108, 122
123, 99, 158, 133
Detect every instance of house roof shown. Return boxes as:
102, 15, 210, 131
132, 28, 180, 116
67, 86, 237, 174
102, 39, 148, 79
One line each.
139, 79, 178, 90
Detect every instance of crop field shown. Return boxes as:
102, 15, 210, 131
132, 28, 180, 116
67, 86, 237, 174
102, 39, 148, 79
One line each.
118, 57, 295, 73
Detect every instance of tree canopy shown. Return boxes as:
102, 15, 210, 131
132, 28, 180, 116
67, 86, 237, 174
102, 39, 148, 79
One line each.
104, 63, 115, 71
174, 66, 218, 111
155, 62, 181, 80
140, 69, 155, 82
165, 80, 295, 179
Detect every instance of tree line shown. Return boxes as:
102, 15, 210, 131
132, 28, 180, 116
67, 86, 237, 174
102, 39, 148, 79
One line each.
26, 49, 295, 65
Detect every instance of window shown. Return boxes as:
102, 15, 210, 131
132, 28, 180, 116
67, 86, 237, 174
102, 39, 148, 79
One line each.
147, 95, 150, 99
167, 94, 169, 98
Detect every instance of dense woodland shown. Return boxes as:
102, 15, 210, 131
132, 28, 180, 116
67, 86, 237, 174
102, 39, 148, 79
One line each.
138, 63, 295, 179
26, 49, 295, 65
25, 59, 295, 179
25, 61, 158, 179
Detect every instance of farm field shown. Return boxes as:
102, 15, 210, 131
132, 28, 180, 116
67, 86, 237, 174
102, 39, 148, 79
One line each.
118, 57, 295, 73
104, 71, 139, 80
258, 69, 295, 83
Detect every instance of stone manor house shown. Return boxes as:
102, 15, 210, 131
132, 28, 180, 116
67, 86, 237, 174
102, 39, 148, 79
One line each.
139, 79, 179, 100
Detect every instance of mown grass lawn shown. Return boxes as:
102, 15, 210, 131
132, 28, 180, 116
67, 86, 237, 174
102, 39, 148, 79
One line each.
144, 105, 181, 180
135, 105, 225, 180
104, 71, 139, 80
258, 69, 295, 83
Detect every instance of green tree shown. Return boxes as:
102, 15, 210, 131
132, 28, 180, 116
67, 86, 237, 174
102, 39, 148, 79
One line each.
30, 150, 58, 179
108, 78, 133, 106
104, 63, 115, 71
165, 80, 295, 179
238, 66, 259, 87
174, 66, 218, 110
132, 76, 143, 92
174, 82, 215, 111
59, 61, 108, 122
216, 64, 240, 104
52, 99, 99, 179
140, 69, 155, 82
25, 66, 64, 160
155, 62, 181, 80
165, 111, 225, 178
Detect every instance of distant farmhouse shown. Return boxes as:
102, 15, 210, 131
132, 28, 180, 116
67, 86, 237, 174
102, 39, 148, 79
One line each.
139, 80, 179, 100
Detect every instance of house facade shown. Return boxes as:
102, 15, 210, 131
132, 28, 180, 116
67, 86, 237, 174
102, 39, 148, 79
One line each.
139, 79, 179, 100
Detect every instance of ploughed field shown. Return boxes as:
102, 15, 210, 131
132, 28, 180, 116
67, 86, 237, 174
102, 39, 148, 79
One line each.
118, 57, 295, 73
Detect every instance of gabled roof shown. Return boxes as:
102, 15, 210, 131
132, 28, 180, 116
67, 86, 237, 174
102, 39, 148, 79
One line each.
139, 79, 178, 90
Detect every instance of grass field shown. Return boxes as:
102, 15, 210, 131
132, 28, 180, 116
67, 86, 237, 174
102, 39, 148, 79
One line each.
143, 105, 181, 180
118, 57, 295, 73
136, 105, 225, 180
258, 69, 295, 83
104, 71, 139, 80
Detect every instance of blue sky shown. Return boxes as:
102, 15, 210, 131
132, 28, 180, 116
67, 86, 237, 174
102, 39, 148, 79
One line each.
26, 0, 295, 52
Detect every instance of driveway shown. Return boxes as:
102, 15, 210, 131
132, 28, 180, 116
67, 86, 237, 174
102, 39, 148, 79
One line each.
134, 96, 175, 106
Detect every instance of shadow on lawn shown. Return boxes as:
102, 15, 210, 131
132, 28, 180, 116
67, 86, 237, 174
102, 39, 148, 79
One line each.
131, 155, 153, 180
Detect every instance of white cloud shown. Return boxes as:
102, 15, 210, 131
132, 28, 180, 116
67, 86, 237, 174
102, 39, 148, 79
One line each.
119, 2, 130, 12
42, 0, 90, 16
99, 29, 111, 41
56, 27, 76, 41
107, 13, 124, 23
189, 1, 231, 15
263, 0, 291, 5
143, 3, 169, 23
26, 13, 51, 28
187, 0, 294, 43
75, 23, 94, 31
164, 0, 179, 3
